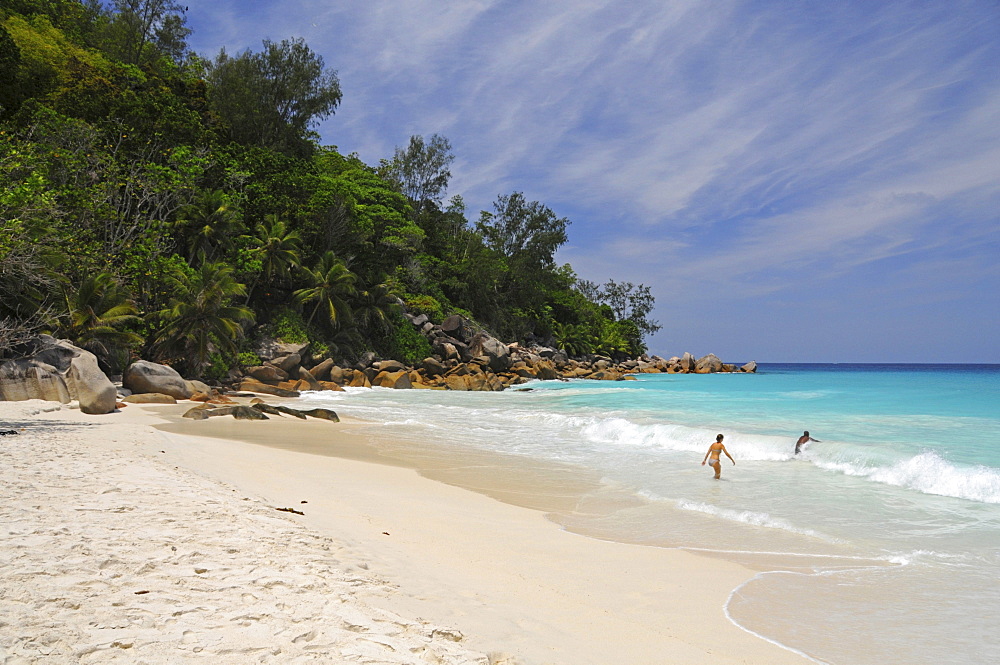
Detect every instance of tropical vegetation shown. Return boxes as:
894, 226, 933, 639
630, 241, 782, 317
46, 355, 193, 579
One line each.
0, 1, 660, 377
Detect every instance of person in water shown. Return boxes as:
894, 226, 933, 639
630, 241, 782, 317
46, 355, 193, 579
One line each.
702, 434, 735, 479
795, 431, 820, 454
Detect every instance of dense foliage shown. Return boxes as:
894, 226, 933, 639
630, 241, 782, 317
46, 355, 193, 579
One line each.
0, 1, 660, 375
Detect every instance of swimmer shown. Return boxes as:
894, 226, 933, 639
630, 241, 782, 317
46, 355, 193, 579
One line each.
794, 430, 820, 454
701, 433, 735, 479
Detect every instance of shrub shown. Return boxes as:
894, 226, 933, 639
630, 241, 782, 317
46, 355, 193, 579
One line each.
237, 351, 261, 367
270, 307, 309, 343
204, 352, 231, 381
404, 294, 443, 322
380, 313, 431, 365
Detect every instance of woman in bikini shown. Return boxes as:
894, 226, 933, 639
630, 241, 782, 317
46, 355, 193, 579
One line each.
701, 433, 735, 479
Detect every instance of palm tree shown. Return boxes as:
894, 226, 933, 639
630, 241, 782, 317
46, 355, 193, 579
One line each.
293, 251, 358, 330
56, 272, 142, 371
245, 214, 301, 301
552, 321, 595, 358
149, 262, 255, 376
352, 277, 402, 335
172, 190, 241, 264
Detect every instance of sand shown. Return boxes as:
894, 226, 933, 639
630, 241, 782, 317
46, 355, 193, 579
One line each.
0, 399, 814, 665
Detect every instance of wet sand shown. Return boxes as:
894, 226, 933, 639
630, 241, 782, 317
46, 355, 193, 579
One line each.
1, 398, 815, 664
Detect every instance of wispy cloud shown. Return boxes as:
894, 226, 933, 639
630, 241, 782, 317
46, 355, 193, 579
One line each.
184, 0, 1000, 360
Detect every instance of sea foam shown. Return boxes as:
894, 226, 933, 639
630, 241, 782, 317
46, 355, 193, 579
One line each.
818, 451, 1000, 504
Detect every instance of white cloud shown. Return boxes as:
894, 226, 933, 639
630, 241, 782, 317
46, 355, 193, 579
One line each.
184, 0, 1000, 359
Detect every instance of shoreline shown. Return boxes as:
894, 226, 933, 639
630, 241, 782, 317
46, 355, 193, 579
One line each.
1, 399, 814, 664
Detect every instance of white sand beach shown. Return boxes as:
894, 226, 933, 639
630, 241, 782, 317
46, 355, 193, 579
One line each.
1, 399, 813, 665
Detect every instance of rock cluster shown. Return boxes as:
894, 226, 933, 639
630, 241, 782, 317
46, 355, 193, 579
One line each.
0, 336, 117, 414
229, 315, 756, 395
0, 322, 756, 414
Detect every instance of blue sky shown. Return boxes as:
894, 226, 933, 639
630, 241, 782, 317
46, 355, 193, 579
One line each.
184, 1, 999, 362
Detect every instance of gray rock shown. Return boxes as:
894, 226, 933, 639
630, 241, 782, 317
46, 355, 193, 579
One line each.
301, 407, 340, 422
272, 353, 301, 374
251, 403, 308, 419
186, 379, 212, 395
440, 315, 471, 343
420, 357, 447, 377
297, 366, 322, 391
238, 378, 300, 397
122, 393, 177, 404
203, 405, 269, 420
469, 333, 511, 372
248, 365, 288, 382
0, 337, 116, 414
255, 339, 309, 362
123, 360, 193, 399
309, 358, 335, 381
695, 353, 723, 374
679, 352, 697, 373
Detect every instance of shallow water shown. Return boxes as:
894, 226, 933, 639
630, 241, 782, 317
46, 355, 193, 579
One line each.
288, 364, 1000, 665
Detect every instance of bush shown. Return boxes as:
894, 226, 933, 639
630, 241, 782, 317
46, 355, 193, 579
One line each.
404, 294, 443, 322
204, 352, 231, 381
270, 307, 309, 343
237, 351, 261, 367
380, 313, 431, 365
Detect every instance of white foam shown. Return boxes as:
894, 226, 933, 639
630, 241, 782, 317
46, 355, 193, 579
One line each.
676, 500, 836, 541
818, 451, 1000, 504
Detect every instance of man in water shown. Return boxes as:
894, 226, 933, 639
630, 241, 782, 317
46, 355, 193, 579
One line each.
795, 431, 820, 454
702, 434, 735, 479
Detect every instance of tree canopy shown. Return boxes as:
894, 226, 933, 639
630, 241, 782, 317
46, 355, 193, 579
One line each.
0, 0, 660, 370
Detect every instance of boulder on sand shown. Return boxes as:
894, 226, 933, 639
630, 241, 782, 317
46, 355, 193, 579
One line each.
123, 360, 193, 400
0, 336, 117, 414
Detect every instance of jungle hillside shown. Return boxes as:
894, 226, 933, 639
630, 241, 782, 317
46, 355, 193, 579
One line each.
0, 0, 660, 380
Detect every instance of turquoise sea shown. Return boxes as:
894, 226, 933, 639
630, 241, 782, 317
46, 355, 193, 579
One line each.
290, 364, 1000, 665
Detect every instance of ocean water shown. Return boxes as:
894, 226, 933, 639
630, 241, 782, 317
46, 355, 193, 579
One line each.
288, 364, 1000, 665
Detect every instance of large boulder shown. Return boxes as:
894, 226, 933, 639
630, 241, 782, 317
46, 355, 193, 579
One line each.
297, 366, 322, 391
420, 357, 447, 377
309, 358, 335, 381
375, 359, 407, 373
694, 354, 723, 374
740, 361, 757, 373
247, 365, 288, 383
0, 337, 117, 414
124, 360, 193, 400
238, 378, 301, 397
440, 315, 472, 343
375, 370, 412, 389
271, 353, 301, 374
121, 393, 177, 404
679, 352, 697, 373
433, 339, 461, 362
469, 333, 511, 372
186, 379, 213, 395
255, 339, 309, 363
348, 372, 372, 388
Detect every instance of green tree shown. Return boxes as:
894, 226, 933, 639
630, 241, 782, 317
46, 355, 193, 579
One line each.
148, 261, 254, 376
293, 251, 357, 330
352, 277, 402, 335
477, 192, 569, 269
245, 213, 301, 297
552, 321, 594, 357
55, 272, 142, 371
100, 0, 190, 67
380, 134, 454, 217
596, 279, 661, 352
0, 131, 62, 343
171, 189, 240, 263
207, 37, 341, 155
